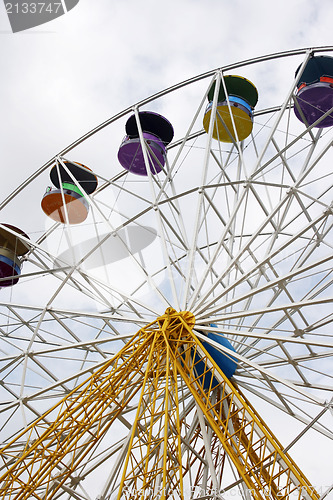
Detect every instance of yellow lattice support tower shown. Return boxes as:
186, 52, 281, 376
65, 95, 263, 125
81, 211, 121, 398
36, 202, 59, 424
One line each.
0, 308, 319, 499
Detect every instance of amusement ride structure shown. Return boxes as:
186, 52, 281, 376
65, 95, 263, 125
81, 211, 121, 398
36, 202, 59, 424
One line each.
0, 47, 333, 499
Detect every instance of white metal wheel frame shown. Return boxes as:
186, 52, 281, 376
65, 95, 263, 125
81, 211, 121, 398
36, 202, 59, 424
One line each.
0, 47, 333, 499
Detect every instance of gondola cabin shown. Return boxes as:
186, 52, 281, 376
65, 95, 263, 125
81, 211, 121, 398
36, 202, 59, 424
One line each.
203, 75, 258, 143
0, 224, 30, 287
41, 160, 98, 224
195, 326, 238, 390
294, 55, 333, 127
118, 111, 174, 176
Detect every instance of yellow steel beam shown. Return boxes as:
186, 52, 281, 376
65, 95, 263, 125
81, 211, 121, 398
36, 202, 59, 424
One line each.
0, 326, 156, 499
164, 308, 319, 500
0, 308, 319, 500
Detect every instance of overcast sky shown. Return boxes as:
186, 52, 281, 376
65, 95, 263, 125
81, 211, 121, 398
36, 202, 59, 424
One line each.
0, 0, 332, 494
1, 0, 333, 201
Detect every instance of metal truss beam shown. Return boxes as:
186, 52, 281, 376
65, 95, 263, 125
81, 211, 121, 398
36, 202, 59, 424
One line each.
0, 309, 319, 500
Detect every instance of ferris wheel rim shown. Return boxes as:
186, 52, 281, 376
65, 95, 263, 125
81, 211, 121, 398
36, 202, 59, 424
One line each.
2, 45, 333, 214
1, 47, 333, 498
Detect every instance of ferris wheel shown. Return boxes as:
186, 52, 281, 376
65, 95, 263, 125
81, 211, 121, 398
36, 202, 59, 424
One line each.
0, 47, 333, 500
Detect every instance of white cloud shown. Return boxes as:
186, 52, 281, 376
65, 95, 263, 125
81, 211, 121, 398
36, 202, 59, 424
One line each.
0, 0, 332, 496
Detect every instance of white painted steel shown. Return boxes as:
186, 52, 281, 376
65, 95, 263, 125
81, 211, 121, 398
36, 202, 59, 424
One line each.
0, 47, 333, 499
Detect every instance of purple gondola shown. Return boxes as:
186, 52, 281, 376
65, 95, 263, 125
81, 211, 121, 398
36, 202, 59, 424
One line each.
118, 111, 174, 176
294, 55, 333, 127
